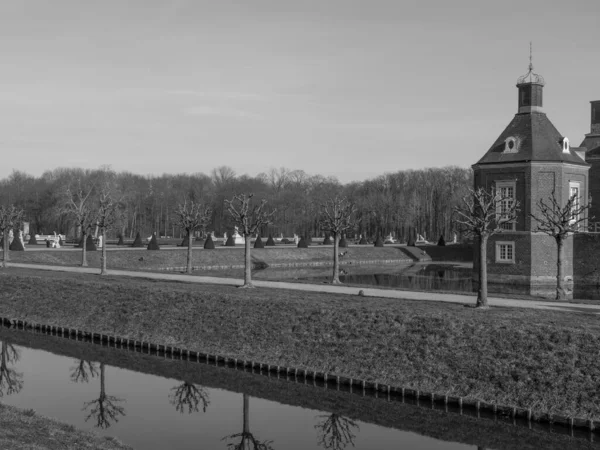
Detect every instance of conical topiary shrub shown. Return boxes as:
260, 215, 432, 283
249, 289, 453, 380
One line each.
322, 234, 332, 245
28, 234, 38, 245
59, 236, 64, 246
374, 235, 384, 247
225, 234, 235, 246
265, 234, 276, 246
9, 231, 25, 251
297, 236, 308, 248
179, 233, 191, 247
147, 233, 160, 250
339, 235, 348, 248
132, 232, 143, 247
254, 235, 264, 248
359, 235, 368, 245
204, 234, 215, 249
437, 235, 446, 246
117, 235, 124, 246
76, 236, 84, 248
85, 234, 97, 251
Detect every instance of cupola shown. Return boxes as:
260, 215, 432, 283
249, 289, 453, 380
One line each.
516, 44, 544, 114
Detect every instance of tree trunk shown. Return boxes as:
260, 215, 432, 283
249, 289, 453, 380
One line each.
100, 228, 107, 275
243, 394, 249, 434
81, 229, 88, 267
332, 231, 341, 284
2, 229, 9, 267
241, 233, 253, 288
186, 229, 193, 274
556, 236, 567, 301
476, 234, 489, 308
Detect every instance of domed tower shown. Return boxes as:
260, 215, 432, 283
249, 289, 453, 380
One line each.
472, 51, 589, 297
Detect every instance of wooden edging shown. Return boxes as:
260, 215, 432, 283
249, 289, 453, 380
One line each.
0, 316, 597, 442
159, 259, 412, 272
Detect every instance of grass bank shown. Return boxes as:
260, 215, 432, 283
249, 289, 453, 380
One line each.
3, 246, 414, 271
0, 403, 131, 450
0, 268, 598, 420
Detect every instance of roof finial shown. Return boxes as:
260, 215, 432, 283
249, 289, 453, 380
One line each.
529, 41, 533, 71
517, 42, 545, 86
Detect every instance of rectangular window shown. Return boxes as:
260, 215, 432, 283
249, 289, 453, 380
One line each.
569, 182, 581, 227
495, 181, 516, 231
496, 241, 515, 263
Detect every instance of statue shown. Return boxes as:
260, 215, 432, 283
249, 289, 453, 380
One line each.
293, 234, 299, 245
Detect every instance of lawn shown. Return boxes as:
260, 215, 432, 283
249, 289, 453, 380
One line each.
0, 267, 599, 421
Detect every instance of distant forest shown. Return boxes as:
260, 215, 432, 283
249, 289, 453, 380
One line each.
0, 166, 472, 243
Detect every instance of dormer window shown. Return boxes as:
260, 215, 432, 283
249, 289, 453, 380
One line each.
561, 137, 570, 153
504, 136, 520, 153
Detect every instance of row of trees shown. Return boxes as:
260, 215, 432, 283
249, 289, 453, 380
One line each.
1, 340, 358, 449
0, 166, 472, 243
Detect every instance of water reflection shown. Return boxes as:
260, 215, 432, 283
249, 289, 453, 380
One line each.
0, 339, 22, 397
315, 413, 359, 450
81, 362, 126, 429
223, 394, 274, 450
170, 381, 210, 414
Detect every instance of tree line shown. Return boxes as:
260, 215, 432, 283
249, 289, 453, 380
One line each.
0, 165, 472, 243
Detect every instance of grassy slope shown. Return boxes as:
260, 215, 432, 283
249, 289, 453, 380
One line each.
0, 268, 599, 420
0, 403, 132, 450
3, 246, 414, 271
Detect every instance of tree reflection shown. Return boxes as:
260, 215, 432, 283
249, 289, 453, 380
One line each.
169, 381, 210, 414
222, 394, 274, 450
314, 413, 359, 450
0, 340, 23, 397
70, 360, 99, 383
82, 362, 126, 429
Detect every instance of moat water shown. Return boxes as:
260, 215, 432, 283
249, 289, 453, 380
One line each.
0, 328, 596, 449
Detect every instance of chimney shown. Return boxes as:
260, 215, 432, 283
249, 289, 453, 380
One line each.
591, 100, 600, 135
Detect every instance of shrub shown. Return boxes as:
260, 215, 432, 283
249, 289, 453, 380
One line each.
297, 236, 308, 248
374, 235, 384, 247
204, 234, 215, 249
85, 235, 97, 251
280, 238, 292, 244
225, 234, 235, 246
131, 232, 144, 247
437, 235, 446, 246
28, 234, 38, 245
254, 235, 265, 248
9, 231, 25, 251
147, 233, 160, 250
339, 235, 348, 248
322, 234, 332, 245
359, 236, 368, 245
265, 234, 276, 246
117, 235, 124, 246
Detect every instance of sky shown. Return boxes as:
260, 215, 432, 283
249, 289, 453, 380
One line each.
1, 0, 599, 184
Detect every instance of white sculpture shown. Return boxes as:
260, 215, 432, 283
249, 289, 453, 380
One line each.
293, 234, 299, 245
98, 235, 103, 248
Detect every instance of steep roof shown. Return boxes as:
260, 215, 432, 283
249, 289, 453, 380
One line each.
475, 112, 588, 166
581, 134, 600, 155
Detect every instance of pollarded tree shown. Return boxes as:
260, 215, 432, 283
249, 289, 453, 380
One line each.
174, 199, 212, 274
318, 196, 356, 284
225, 194, 276, 288
0, 339, 23, 397
82, 362, 126, 429
96, 188, 123, 276
169, 381, 210, 414
63, 180, 97, 267
530, 189, 591, 301
314, 413, 359, 450
454, 187, 519, 308
0, 205, 24, 268
70, 360, 99, 384
222, 394, 274, 450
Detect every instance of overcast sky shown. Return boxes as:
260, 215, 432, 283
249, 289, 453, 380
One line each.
1, 0, 599, 183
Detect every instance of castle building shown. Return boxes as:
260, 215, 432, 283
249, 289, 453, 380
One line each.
472, 58, 589, 298
580, 101, 600, 226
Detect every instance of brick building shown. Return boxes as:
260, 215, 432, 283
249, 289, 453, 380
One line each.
472, 60, 589, 298
580, 101, 600, 226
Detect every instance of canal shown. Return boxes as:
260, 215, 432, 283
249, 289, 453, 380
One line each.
0, 326, 597, 449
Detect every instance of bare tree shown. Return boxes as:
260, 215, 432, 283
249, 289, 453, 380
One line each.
63, 179, 97, 267
318, 197, 357, 284
314, 413, 359, 450
174, 199, 212, 274
70, 360, 99, 384
0, 340, 23, 397
0, 205, 24, 268
454, 187, 519, 308
222, 394, 274, 450
82, 363, 126, 429
530, 189, 591, 301
169, 381, 210, 414
225, 194, 276, 288
96, 187, 123, 275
